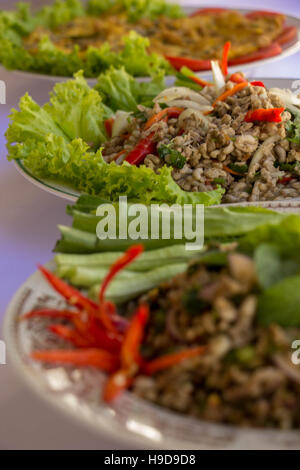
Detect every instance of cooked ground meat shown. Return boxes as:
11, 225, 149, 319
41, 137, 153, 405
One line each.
130, 254, 300, 429
102, 78, 300, 203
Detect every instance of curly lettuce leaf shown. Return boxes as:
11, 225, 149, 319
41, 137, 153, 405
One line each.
44, 72, 108, 147
86, 0, 184, 20
95, 66, 165, 111
0, 0, 176, 77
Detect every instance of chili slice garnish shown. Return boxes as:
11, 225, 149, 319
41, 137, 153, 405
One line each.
244, 107, 284, 123
221, 41, 231, 77
142, 346, 207, 375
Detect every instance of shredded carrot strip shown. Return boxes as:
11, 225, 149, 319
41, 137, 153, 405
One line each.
213, 82, 248, 107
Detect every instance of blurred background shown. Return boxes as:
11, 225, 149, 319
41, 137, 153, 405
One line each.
0, 0, 299, 450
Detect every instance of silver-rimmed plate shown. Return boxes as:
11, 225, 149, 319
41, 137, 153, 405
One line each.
1, 6, 300, 84
3, 261, 300, 450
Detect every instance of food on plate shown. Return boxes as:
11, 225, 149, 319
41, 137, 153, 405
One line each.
22, 214, 300, 428
7, 57, 300, 204
0, 0, 296, 77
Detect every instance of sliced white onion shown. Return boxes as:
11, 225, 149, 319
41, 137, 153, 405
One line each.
112, 111, 133, 137
177, 108, 211, 129
166, 99, 213, 113
248, 135, 280, 178
154, 86, 211, 105
211, 60, 225, 94
269, 87, 300, 107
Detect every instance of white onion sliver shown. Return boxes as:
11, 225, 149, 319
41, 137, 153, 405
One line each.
167, 99, 213, 112
211, 60, 225, 94
154, 86, 211, 105
248, 135, 280, 177
269, 87, 300, 107
112, 111, 133, 137
178, 108, 211, 129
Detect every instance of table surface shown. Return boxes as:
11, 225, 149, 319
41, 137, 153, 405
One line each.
0, 0, 299, 450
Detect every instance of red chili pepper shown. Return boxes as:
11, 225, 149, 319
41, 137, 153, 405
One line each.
244, 107, 284, 123
221, 41, 231, 77
229, 73, 247, 84
104, 118, 114, 138
20, 309, 79, 321
31, 349, 120, 373
228, 42, 282, 66
48, 324, 92, 348
165, 55, 211, 72
189, 7, 228, 17
38, 265, 98, 314
71, 314, 122, 354
142, 346, 207, 375
278, 176, 294, 184
99, 245, 144, 331
103, 369, 134, 402
125, 134, 156, 165
276, 26, 298, 46
250, 81, 265, 87
121, 304, 149, 369
245, 10, 284, 20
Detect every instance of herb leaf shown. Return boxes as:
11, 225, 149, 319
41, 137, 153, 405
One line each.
158, 144, 186, 169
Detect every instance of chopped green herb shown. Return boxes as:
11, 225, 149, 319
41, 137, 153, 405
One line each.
182, 287, 208, 315
213, 177, 226, 186
227, 163, 248, 174
158, 144, 186, 169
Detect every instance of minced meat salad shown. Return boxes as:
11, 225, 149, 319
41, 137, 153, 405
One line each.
102, 74, 300, 203
132, 249, 300, 429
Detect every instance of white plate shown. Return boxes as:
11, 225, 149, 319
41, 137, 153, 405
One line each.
3, 261, 300, 450
12, 78, 300, 209
1, 6, 300, 84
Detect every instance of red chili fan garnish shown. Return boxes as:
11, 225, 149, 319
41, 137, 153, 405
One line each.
26, 245, 207, 405
244, 107, 284, 123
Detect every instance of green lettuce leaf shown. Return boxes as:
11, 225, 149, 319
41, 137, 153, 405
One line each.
86, 0, 184, 20
44, 71, 108, 147
95, 66, 166, 111
0, 0, 176, 77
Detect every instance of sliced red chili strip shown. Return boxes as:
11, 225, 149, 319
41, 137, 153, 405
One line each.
103, 369, 134, 402
221, 41, 231, 77
250, 81, 265, 87
278, 176, 295, 184
32, 349, 120, 372
142, 346, 207, 375
48, 324, 92, 348
20, 309, 79, 321
98, 245, 144, 331
244, 107, 284, 123
121, 304, 149, 369
125, 134, 156, 165
38, 265, 98, 314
